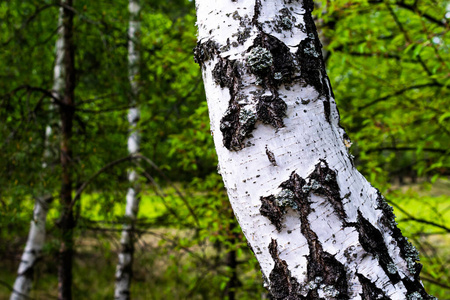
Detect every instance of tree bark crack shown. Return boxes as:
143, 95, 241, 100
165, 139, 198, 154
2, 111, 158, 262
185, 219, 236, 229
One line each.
262, 160, 350, 299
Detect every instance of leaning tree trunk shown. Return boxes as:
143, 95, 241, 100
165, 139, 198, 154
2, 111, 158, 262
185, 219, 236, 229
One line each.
114, 0, 141, 299
9, 6, 65, 300
57, 0, 76, 299
194, 1, 435, 299
10, 196, 52, 300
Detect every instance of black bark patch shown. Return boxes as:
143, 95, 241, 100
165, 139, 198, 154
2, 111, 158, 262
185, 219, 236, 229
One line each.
323, 99, 331, 123
245, 40, 290, 130
375, 191, 427, 287
374, 193, 431, 297
356, 273, 390, 300
356, 211, 401, 284
260, 196, 286, 231
220, 103, 256, 150
212, 57, 241, 89
306, 160, 347, 220
268, 239, 302, 299
262, 160, 346, 232
261, 161, 350, 299
236, 26, 252, 45
252, 0, 262, 28
296, 0, 333, 123
211, 52, 257, 151
251, 33, 296, 85
196, 35, 292, 151
288, 171, 349, 299
215, 41, 290, 150
402, 277, 434, 300
256, 95, 287, 128
266, 146, 278, 166
193, 40, 219, 68
296, 36, 327, 97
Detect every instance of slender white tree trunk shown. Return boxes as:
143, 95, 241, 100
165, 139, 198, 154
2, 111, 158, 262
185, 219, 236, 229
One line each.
114, 1, 141, 299
195, 1, 434, 299
10, 8, 65, 300
10, 197, 52, 300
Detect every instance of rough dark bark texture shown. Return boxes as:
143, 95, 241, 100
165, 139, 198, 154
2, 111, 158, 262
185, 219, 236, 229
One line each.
260, 160, 345, 232
260, 195, 286, 232
356, 211, 402, 284
376, 191, 423, 278
296, 0, 333, 123
373, 193, 431, 298
357, 273, 390, 300
260, 159, 433, 299
261, 161, 350, 299
268, 239, 301, 299
57, 1, 75, 299
197, 38, 292, 151
208, 40, 291, 151
225, 220, 239, 300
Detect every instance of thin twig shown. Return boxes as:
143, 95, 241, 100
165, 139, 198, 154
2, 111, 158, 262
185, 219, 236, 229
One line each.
388, 201, 450, 233
359, 83, 443, 109
0, 279, 35, 300
140, 169, 181, 222
68, 155, 137, 212
366, 147, 448, 154
136, 155, 200, 226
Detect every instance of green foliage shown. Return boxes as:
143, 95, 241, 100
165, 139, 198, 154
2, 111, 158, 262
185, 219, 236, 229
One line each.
0, 0, 449, 298
316, 0, 450, 185
386, 184, 450, 299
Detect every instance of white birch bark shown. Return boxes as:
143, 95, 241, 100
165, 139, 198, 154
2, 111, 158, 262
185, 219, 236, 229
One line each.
114, 1, 141, 299
10, 197, 52, 300
10, 8, 65, 300
195, 1, 434, 299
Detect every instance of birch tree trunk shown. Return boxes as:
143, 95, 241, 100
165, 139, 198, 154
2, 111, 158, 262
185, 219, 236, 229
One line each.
194, 1, 435, 299
9, 7, 65, 300
57, 1, 76, 299
10, 196, 53, 300
114, 1, 141, 298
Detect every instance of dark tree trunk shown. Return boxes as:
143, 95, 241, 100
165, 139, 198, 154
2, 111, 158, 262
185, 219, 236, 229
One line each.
225, 220, 238, 300
57, 1, 75, 299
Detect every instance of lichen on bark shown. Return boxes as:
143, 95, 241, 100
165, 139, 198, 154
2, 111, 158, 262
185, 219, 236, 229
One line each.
260, 160, 350, 299
376, 191, 423, 278
195, 34, 293, 150
260, 160, 345, 231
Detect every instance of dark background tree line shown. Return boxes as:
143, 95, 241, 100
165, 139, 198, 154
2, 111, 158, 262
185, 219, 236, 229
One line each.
0, 0, 448, 299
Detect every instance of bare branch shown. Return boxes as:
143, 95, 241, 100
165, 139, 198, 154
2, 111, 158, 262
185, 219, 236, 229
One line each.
136, 154, 200, 226
0, 279, 36, 300
359, 83, 443, 109
366, 147, 448, 154
68, 155, 137, 212
388, 200, 450, 233
398, 217, 450, 233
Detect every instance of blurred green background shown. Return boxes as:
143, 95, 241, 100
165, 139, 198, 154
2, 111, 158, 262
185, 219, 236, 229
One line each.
0, 0, 449, 299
